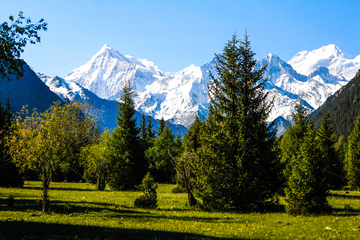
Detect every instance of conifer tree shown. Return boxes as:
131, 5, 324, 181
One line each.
193, 33, 282, 210
281, 102, 310, 180
157, 117, 166, 137
108, 81, 147, 190
316, 110, 345, 189
146, 117, 156, 147
347, 116, 360, 190
285, 121, 331, 215
146, 124, 180, 183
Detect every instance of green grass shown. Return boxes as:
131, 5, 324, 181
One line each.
1, 182, 360, 239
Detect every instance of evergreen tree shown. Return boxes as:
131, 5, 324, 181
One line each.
285, 121, 331, 215
108, 82, 147, 190
0, 99, 23, 187
316, 110, 345, 189
140, 113, 148, 149
146, 117, 156, 147
347, 116, 360, 190
280, 102, 310, 181
183, 116, 203, 153
193, 33, 282, 210
146, 125, 180, 183
157, 117, 166, 137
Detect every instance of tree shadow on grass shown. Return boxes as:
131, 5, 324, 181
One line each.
22, 186, 98, 192
0, 220, 255, 240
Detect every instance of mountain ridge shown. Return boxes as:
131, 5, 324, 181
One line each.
57, 43, 360, 130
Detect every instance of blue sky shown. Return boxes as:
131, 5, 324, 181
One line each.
1, 0, 360, 78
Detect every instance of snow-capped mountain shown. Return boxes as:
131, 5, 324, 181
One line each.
61, 44, 360, 131
66, 44, 162, 99
288, 44, 360, 81
38, 73, 187, 135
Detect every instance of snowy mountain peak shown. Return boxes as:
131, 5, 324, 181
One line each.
94, 44, 130, 63
288, 44, 358, 78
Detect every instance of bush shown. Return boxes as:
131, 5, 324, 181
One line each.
134, 195, 157, 209
134, 172, 158, 209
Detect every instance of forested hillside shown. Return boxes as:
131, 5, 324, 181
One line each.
311, 70, 360, 139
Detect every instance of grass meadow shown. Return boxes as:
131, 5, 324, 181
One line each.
1, 182, 360, 239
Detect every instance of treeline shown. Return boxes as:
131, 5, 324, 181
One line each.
2, 33, 360, 216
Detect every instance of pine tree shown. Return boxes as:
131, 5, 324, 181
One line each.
285, 121, 331, 215
347, 116, 360, 190
108, 82, 147, 190
316, 110, 345, 189
193, 33, 282, 210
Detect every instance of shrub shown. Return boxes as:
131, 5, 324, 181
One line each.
134, 172, 158, 209
134, 195, 157, 209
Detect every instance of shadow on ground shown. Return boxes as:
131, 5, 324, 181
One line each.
0, 220, 256, 240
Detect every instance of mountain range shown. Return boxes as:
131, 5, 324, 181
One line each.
46, 43, 359, 133
2, 43, 358, 135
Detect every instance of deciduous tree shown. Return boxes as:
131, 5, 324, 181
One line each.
0, 12, 47, 81
7, 102, 98, 212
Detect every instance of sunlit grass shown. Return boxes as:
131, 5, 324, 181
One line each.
1, 182, 360, 239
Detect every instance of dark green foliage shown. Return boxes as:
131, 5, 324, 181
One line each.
193, 33, 282, 211
157, 117, 166, 137
280, 103, 309, 181
146, 124, 182, 183
285, 121, 331, 215
140, 113, 155, 151
311, 70, 360, 140
134, 172, 158, 209
347, 116, 360, 190
183, 116, 203, 153
316, 110, 345, 189
108, 82, 147, 190
0, 99, 23, 187
171, 185, 186, 193
0, 12, 47, 81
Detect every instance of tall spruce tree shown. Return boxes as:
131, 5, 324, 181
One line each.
347, 116, 360, 190
285, 121, 331, 215
108, 82, 147, 190
280, 102, 310, 181
193, 33, 282, 210
316, 110, 345, 190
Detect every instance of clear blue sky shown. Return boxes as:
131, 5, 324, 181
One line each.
2, 0, 360, 78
